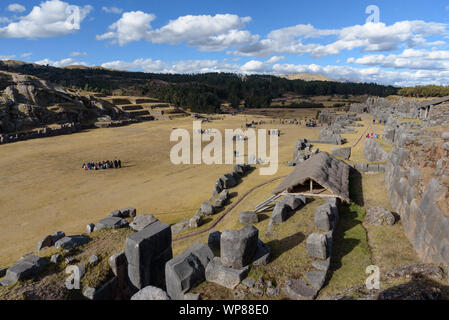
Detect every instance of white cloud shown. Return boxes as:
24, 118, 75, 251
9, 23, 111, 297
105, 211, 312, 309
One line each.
7, 3, 26, 13
35, 57, 89, 67
0, 54, 16, 60
101, 7, 123, 14
95, 11, 156, 46
20, 52, 32, 58
235, 21, 448, 57
0, 17, 11, 24
69, 51, 87, 57
347, 48, 449, 70
96, 12, 257, 50
0, 0, 93, 38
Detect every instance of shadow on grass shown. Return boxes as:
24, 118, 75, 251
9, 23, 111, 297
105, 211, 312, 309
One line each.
350, 168, 364, 207
267, 232, 305, 262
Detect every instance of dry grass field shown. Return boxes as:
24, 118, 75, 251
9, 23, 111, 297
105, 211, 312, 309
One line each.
0, 105, 431, 300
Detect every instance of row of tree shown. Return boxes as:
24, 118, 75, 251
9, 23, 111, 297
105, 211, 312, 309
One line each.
0, 61, 399, 113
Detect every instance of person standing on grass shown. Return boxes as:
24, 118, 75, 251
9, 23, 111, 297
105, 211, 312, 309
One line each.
114, 158, 118, 169
118, 159, 122, 168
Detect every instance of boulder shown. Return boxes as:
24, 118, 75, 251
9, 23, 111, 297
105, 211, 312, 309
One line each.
239, 211, 259, 224
271, 202, 292, 225
165, 242, 214, 300
110, 210, 122, 218
54, 235, 91, 250
130, 214, 158, 232
1, 255, 48, 286
282, 195, 304, 211
312, 259, 330, 272
189, 214, 203, 228
221, 174, 237, 189
36, 235, 53, 253
125, 220, 172, 290
201, 202, 215, 216
213, 198, 226, 209
108, 251, 127, 276
441, 132, 449, 140
314, 204, 333, 232
120, 207, 137, 218
331, 147, 351, 160
365, 207, 396, 226
83, 277, 119, 300
94, 217, 129, 231
364, 139, 387, 162
252, 240, 271, 266
205, 257, 249, 289
283, 279, 317, 300
306, 233, 328, 260
51, 231, 66, 243
221, 225, 259, 269
171, 219, 190, 235
305, 271, 327, 290
184, 293, 201, 300
208, 231, 221, 251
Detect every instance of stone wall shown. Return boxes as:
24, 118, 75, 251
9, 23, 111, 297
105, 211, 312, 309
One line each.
384, 123, 449, 264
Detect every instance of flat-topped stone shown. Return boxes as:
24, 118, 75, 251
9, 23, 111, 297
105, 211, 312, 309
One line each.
94, 217, 129, 231
54, 235, 90, 250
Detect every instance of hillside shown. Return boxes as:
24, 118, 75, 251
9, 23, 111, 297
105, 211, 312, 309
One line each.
281, 73, 333, 82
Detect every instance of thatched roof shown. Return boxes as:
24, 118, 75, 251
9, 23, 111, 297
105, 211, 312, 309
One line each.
273, 152, 351, 202
418, 96, 449, 109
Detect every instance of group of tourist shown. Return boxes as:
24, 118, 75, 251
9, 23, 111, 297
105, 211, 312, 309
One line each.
366, 133, 380, 139
82, 158, 122, 170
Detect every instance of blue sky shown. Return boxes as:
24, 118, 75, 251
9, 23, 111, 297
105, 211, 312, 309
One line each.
0, 0, 449, 86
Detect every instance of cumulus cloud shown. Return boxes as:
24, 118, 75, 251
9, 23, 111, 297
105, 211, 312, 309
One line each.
35, 57, 89, 67
347, 48, 449, 70
7, 3, 26, 13
0, 0, 93, 38
96, 12, 257, 50
101, 7, 123, 14
235, 21, 448, 57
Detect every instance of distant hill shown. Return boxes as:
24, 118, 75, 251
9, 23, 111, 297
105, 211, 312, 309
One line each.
281, 73, 334, 82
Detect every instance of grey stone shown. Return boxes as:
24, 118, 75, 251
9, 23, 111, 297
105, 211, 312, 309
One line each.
88, 255, 99, 266
271, 202, 292, 225
130, 214, 158, 232
184, 293, 201, 300
312, 258, 330, 272
201, 202, 215, 216
305, 271, 327, 290
50, 254, 62, 264
282, 194, 304, 211
208, 231, 221, 251
266, 287, 280, 297
239, 211, 259, 224
82, 276, 119, 300
85, 224, 95, 234
242, 277, 255, 288
205, 257, 249, 289
364, 138, 388, 162
125, 220, 172, 290
221, 174, 237, 189
250, 287, 264, 297
109, 210, 121, 218
94, 217, 129, 231
189, 214, 203, 228
108, 251, 127, 276
171, 219, 190, 235
283, 279, 317, 300
442, 132, 449, 140
252, 240, 271, 266
165, 242, 214, 300
36, 235, 53, 252
315, 204, 332, 232
51, 231, 65, 243
54, 235, 90, 250
331, 147, 351, 160
1, 255, 48, 286
120, 207, 137, 218
131, 286, 171, 300
219, 189, 230, 201
213, 198, 226, 208
365, 207, 396, 226
443, 143, 449, 151
221, 225, 259, 269
306, 233, 328, 260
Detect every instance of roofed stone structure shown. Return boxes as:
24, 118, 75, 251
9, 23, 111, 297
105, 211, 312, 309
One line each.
273, 152, 351, 202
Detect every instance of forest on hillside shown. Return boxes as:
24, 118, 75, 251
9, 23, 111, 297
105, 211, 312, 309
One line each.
0, 61, 398, 113
398, 85, 449, 98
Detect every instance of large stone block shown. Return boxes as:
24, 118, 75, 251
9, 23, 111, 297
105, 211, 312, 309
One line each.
205, 257, 249, 289
306, 233, 328, 260
282, 279, 317, 300
1, 255, 48, 286
271, 202, 292, 225
130, 214, 158, 232
331, 147, 351, 160
282, 195, 304, 211
54, 235, 90, 250
239, 211, 259, 224
165, 242, 214, 300
95, 217, 129, 231
221, 225, 259, 269
125, 221, 172, 290
314, 204, 332, 232
131, 286, 171, 300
